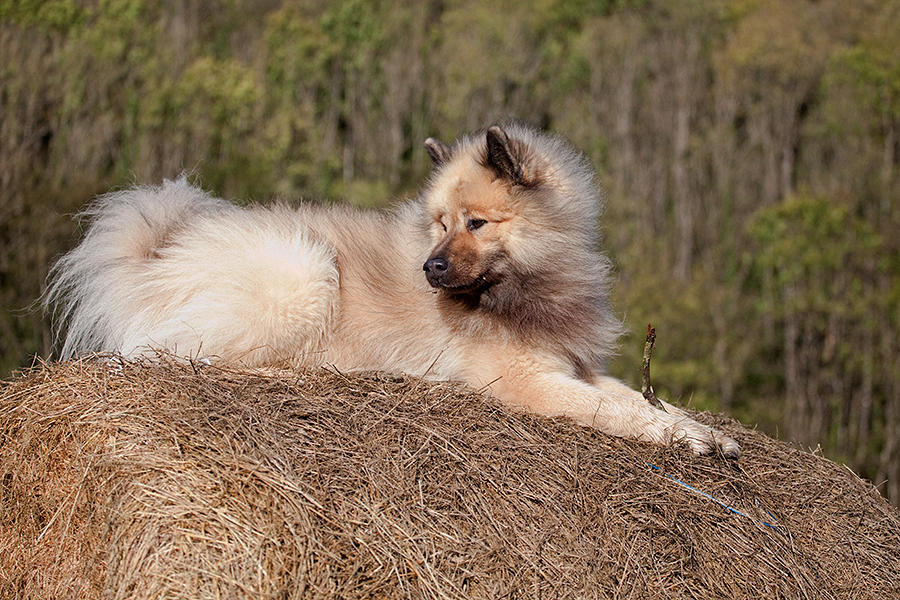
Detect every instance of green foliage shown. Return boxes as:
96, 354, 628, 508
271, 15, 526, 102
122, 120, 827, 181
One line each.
750, 195, 880, 316
320, 0, 383, 70
79, 0, 154, 62
823, 8, 900, 137
263, 5, 330, 99
176, 56, 259, 138
748, 195, 887, 480
0, 0, 85, 32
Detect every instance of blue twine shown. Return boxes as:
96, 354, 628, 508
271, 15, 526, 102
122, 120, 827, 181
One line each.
645, 461, 785, 534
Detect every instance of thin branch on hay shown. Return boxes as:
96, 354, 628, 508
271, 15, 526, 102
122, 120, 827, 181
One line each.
641, 324, 666, 412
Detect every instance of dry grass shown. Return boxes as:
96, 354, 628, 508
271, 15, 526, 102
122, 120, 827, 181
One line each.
2, 356, 899, 599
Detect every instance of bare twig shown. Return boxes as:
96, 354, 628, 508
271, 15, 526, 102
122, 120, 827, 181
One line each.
642, 324, 666, 412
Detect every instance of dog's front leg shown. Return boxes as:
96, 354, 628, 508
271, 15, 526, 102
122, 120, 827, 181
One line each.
481, 357, 740, 457
588, 375, 741, 458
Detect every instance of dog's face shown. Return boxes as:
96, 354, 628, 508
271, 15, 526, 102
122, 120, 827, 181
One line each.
421, 129, 526, 295
422, 169, 516, 293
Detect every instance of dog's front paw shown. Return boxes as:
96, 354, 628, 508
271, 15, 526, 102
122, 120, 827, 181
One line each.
706, 430, 741, 459
673, 419, 741, 459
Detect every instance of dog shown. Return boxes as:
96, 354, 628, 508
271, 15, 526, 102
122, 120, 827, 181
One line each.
46, 122, 740, 458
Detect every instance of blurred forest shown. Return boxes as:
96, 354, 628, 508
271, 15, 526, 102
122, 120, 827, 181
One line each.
2, 0, 899, 502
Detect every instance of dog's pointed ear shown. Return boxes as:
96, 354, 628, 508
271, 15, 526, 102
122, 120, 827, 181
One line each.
486, 125, 524, 184
424, 137, 453, 167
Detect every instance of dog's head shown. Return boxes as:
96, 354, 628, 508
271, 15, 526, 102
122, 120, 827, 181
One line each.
418, 123, 619, 357
421, 123, 602, 296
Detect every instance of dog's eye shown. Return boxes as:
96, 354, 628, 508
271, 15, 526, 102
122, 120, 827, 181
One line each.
467, 218, 487, 231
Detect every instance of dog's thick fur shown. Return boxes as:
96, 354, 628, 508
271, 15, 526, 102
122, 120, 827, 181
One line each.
46, 123, 740, 457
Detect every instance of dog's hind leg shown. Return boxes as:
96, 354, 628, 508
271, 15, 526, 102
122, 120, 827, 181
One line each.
144, 228, 341, 368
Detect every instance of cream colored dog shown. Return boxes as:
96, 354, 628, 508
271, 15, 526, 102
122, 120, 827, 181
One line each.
47, 122, 740, 458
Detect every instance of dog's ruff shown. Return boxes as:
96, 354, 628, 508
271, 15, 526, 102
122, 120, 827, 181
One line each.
46, 122, 740, 458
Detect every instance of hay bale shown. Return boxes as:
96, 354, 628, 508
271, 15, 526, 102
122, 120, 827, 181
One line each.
1, 358, 898, 599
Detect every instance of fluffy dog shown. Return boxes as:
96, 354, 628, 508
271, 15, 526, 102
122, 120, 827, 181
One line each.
46, 122, 740, 457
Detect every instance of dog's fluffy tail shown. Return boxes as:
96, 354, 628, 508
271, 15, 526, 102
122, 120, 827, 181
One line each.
44, 177, 234, 359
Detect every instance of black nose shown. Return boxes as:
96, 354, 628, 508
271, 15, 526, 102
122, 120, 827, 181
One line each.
423, 256, 448, 275
423, 256, 448, 284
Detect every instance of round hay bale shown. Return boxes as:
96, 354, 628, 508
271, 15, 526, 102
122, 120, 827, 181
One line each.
1, 358, 898, 599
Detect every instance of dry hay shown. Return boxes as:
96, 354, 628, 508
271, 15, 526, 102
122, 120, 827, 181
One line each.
2, 358, 899, 600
